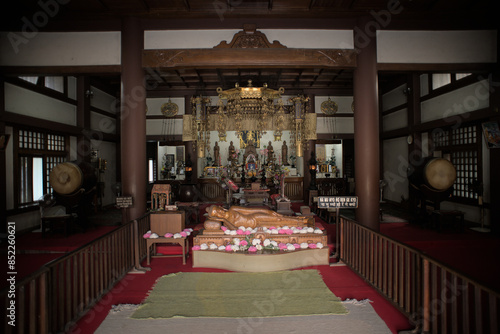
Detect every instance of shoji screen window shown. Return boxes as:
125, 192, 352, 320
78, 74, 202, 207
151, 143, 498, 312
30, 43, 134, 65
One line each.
16, 129, 68, 207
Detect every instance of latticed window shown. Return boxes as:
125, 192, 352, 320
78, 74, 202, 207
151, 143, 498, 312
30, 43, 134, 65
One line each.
16, 129, 68, 206
431, 124, 481, 203
451, 150, 478, 200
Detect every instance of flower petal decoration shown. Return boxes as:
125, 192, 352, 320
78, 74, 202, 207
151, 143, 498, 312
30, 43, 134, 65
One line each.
300, 242, 308, 249
221, 226, 227, 231
218, 245, 226, 251
240, 240, 248, 246
316, 242, 324, 249
192, 245, 201, 251
248, 246, 257, 252
209, 243, 218, 250
150, 233, 159, 239
200, 244, 208, 250
143, 233, 151, 239
225, 245, 232, 251
164, 233, 174, 238
308, 243, 317, 249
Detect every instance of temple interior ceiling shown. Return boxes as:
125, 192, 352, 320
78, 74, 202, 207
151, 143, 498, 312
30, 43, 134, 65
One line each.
2, 0, 496, 97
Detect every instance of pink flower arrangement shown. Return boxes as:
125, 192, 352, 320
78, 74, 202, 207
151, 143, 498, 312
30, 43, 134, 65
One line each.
192, 245, 201, 251
278, 243, 287, 250
225, 245, 232, 251
248, 246, 257, 252
240, 240, 248, 246
308, 243, 317, 249
143, 233, 151, 238
221, 226, 227, 231
237, 229, 244, 235
180, 231, 187, 237
164, 233, 173, 238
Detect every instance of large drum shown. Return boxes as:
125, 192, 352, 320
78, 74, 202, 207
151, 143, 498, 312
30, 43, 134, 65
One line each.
409, 157, 456, 191
49, 161, 97, 195
423, 158, 457, 191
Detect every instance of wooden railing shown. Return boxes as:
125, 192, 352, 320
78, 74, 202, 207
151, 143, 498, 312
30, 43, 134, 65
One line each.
339, 217, 500, 334
0, 216, 151, 334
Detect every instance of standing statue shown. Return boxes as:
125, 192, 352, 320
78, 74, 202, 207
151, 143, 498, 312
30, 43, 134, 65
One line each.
282, 141, 288, 165
267, 141, 274, 163
228, 141, 236, 163
213, 141, 220, 166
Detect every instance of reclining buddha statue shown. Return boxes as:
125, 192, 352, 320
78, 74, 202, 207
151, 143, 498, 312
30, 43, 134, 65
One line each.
206, 205, 314, 230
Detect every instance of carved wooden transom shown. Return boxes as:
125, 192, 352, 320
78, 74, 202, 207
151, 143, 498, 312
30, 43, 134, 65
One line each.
214, 24, 286, 49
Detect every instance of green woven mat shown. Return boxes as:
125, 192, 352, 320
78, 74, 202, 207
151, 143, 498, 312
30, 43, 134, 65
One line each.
131, 270, 347, 319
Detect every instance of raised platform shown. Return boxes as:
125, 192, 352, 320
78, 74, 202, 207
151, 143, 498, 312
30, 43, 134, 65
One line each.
192, 248, 329, 272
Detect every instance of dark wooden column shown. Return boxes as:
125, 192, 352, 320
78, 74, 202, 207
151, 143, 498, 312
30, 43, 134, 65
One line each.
76, 76, 91, 163
0, 78, 6, 233
184, 95, 198, 184
121, 17, 147, 220
353, 17, 380, 231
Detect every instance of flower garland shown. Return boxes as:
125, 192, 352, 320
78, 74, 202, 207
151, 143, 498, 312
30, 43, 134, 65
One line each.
143, 228, 194, 239
192, 225, 325, 253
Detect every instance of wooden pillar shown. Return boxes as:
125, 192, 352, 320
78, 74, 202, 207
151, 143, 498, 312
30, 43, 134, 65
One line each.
185, 95, 198, 184
76, 76, 91, 164
0, 78, 6, 233
121, 17, 147, 221
353, 17, 380, 231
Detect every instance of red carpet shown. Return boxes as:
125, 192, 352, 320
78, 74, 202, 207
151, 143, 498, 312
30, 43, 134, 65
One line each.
0, 225, 118, 289
12, 225, 118, 253
380, 222, 500, 291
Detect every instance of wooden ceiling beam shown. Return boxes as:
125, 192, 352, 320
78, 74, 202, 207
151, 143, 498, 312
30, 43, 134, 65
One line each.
143, 48, 357, 69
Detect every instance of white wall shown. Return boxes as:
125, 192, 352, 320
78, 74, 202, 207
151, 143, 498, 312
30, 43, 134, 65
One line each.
144, 29, 354, 50
314, 96, 354, 134
0, 31, 121, 66
421, 79, 490, 123
382, 137, 409, 203
5, 83, 77, 125
377, 30, 497, 64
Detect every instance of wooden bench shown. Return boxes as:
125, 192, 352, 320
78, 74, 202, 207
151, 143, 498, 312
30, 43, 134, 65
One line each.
431, 210, 465, 232
41, 214, 75, 238
146, 237, 189, 265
